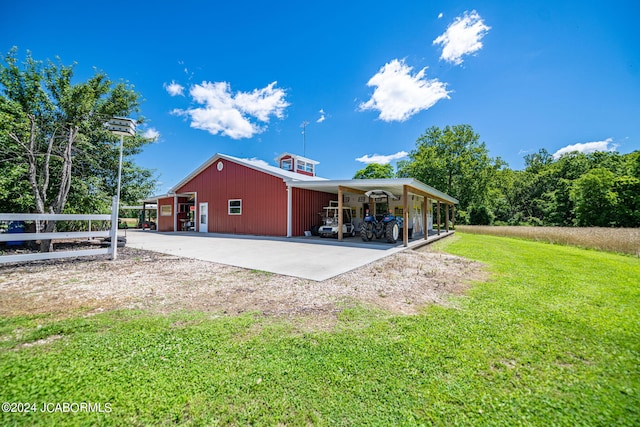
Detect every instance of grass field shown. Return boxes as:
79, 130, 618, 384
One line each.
457, 225, 640, 256
1, 233, 638, 426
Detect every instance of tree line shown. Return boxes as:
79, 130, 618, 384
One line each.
354, 124, 640, 227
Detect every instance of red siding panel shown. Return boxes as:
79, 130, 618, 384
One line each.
292, 188, 335, 236
157, 196, 174, 232
176, 158, 288, 236
295, 169, 314, 177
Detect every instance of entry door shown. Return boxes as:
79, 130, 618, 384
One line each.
198, 202, 208, 232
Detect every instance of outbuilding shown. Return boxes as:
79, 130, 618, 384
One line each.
143, 152, 458, 247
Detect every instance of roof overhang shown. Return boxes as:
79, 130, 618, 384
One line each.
286, 178, 459, 204
141, 192, 193, 204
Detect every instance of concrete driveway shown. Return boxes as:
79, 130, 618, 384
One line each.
124, 229, 452, 281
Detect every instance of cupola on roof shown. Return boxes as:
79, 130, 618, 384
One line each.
275, 153, 319, 177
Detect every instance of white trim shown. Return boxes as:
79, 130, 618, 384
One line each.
296, 159, 314, 174
228, 199, 242, 215
198, 202, 208, 232
287, 184, 292, 237
173, 195, 178, 232
193, 192, 198, 230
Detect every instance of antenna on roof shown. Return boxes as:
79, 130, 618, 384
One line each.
300, 121, 309, 157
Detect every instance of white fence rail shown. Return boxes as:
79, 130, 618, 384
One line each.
0, 197, 118, 264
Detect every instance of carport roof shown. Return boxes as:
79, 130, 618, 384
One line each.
287, 178, 459, 204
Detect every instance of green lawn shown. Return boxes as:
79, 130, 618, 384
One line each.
1, 233, 638, 426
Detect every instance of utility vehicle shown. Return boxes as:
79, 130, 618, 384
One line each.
360, 190, 399, 243
319, 202, 356, 238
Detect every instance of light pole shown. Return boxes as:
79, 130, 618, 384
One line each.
301, 120, 309, 157
106, 117, 136, 259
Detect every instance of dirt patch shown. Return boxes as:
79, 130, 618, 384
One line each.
0, 244, 486, 323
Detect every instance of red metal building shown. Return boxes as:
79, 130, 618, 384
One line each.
150, 153, 333, 236
145, 152, 459, 246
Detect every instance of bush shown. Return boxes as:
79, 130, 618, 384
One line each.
469, 205, 493, 225
455, 210, 470, 225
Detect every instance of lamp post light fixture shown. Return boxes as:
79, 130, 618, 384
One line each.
106, 117, 136, 260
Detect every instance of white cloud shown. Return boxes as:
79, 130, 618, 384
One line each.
356, 151, 409, 164
142, 128, 160, 141
552, 138, 619, 159
438, 12, 444, 19
164, 81, 185, 97
233, 82, 289, 121
317, 109, 326, 123
433, 10, 490, 65
358, 59, 450, 122
172, 81, 289, 139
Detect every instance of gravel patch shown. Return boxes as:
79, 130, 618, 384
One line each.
0, 243, 486, 323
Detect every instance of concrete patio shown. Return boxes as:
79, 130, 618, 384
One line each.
124, 229, 454, 281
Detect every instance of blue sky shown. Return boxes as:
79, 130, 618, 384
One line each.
2, 0, 639, 192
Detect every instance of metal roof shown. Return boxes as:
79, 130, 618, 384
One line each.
169, 153, 327, 194
140, 154, 458, 205
287, 178, 459, 204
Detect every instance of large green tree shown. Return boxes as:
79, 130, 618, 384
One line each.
0, 48, 156, 249
571, 168, 617, 227
397, 124, 504, 213
353, 163, 395, 179
612, 175, 640, 227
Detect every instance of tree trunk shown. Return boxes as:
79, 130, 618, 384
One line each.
39, 220, 56, 253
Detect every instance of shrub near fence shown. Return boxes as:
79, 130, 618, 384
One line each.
456, 225, 640, 256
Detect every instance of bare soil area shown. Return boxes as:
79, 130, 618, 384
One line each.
0, 242, 486, 323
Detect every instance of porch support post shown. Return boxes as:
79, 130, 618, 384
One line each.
286, 183, 292, 237
437, 200, 441, 236
338, 186, 344, 241
402, 185, 408, 247
173, 194, 178, 232
422, 196, 428, 240
445, 203, 450, 232
193, 193, 198, 232
452, 205, 456, 229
